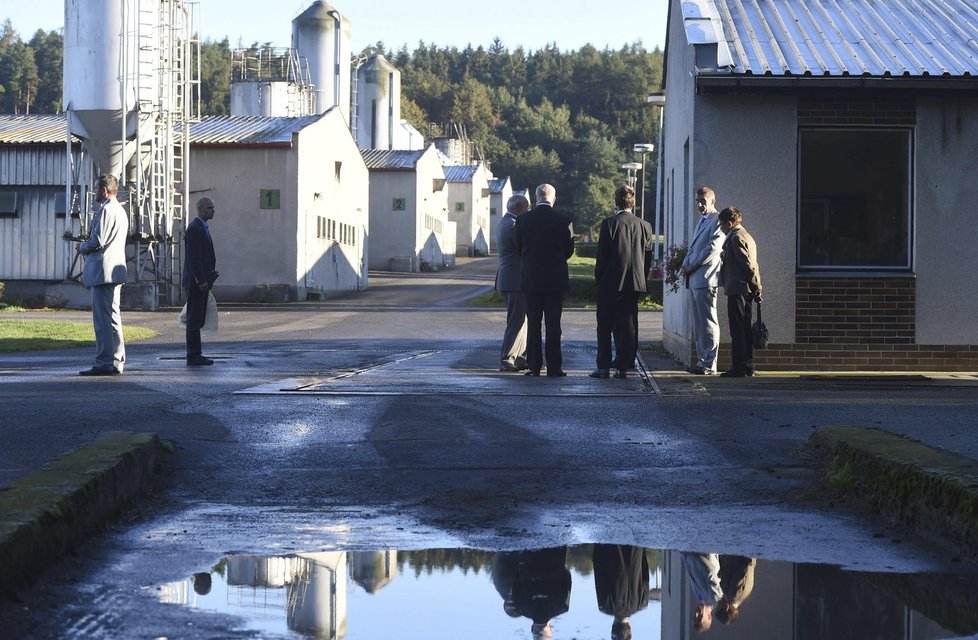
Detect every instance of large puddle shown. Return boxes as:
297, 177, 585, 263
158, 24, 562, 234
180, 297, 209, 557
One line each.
159, 545, 978, 639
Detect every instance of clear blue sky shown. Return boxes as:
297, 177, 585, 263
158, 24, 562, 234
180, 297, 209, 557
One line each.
4, 0, 667, 52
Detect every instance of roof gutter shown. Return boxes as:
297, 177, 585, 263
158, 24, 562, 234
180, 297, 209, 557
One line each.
696, 75, 978, 96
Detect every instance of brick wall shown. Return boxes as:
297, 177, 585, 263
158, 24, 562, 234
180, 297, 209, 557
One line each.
735, 276, 978, 371
796, 277, 915, 345
798, 96, 916, 126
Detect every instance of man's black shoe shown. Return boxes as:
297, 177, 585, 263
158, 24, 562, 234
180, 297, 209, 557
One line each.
187, 355, 215, 366
546, 370, 567, 377
79, 365, 118, 376
746, 368, 757, 377
589, 368, 610, 379
720, 369, 747, 378
524, 370, 540, 376
613, 369, 628, 379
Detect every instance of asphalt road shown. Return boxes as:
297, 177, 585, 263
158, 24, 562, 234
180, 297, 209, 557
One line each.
2, 257, 978, 638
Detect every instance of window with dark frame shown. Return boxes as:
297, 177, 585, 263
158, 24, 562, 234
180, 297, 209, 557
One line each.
798, 128, 912, 270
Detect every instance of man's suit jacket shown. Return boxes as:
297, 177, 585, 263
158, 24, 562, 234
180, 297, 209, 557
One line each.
80, 196, 129, 288
719, 225, 762, 297
515, 204, 574, 294
682, 211, 723, 289
182, 217, 217, 289
594, 210, 653, 295
495, 212, 522, 292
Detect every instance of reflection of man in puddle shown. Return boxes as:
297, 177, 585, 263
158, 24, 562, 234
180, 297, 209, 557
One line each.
493, 547, 571, 638
192, 572, 212, 596
715, 555, 756, 625
680, 552, 722, 631
592, 544, 650, 640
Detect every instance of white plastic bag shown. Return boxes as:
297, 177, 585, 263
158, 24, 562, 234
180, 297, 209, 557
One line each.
177, 292, 219, 333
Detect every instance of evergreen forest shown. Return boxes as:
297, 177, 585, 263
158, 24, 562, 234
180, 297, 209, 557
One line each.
0, 18, 664, 231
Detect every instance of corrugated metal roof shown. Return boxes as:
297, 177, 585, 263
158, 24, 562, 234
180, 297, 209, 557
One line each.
699, 0, 978, 77
183, 114, 324, 144
488, 177, 510, 193
360, 149, 426, 170
443, 165, 478, 182
0, 114, 69, 144
0, 114, 329, 146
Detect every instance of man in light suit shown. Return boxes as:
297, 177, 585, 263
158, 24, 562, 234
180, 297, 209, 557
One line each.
495, 193, 530, 371
681, 551, 723, 632
718, 206, 762, 377
183, 197, 220, 366
681, 186, 724, 375
516, 184, 575, 377
77, 174, 128, 376
590, 185, 653, 379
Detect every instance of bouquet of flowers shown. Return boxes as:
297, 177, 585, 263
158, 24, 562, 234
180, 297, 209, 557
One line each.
663, 241, 688, 294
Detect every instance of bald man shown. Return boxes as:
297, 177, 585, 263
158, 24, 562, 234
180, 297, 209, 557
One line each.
183, 197, 219, 366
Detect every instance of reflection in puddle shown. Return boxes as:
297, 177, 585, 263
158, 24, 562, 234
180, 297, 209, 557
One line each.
159, 545, 978, 639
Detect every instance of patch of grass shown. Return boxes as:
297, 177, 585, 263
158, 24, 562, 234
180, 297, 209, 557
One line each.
471, 254, 662, 310
0, 319, 159, 353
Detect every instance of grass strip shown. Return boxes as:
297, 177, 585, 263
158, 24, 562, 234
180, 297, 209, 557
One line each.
0, 319, 158, 353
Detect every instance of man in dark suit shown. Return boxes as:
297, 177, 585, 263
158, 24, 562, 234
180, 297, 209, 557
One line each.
718, 207, 762, 377
590, 185, 654, 379
183, 197, 219, 366
495, 193, 530, 371
592, 544, 650, 640
516, 184, 575, 377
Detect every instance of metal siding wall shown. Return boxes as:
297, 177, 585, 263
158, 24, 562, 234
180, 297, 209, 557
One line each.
0, 145, 80, 280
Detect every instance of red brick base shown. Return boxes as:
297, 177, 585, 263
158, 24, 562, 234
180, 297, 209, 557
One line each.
724, 343, 978, 372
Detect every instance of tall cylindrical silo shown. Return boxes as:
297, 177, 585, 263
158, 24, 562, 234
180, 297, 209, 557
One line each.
291, 1, 352, 118
63, 0, 159, 176
356, 55, 401, 150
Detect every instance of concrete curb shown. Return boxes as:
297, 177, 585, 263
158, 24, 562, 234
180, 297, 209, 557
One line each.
0, 432, 165, 600
807, 426, 978, 558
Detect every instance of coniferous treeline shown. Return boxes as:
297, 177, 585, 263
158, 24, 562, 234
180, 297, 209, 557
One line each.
0, 18, 663, 229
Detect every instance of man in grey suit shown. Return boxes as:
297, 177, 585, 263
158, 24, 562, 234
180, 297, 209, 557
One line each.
495, 193, 530, 371
681, 186, 724, 375
77, 174, 129, 376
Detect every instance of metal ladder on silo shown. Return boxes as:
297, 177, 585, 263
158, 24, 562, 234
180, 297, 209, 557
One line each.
167, 0, 199, 306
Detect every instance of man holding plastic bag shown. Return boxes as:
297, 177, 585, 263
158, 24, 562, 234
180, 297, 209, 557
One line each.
182, 197, 219, 366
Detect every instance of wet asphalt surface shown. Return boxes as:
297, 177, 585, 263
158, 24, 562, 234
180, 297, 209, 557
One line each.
2, 257, 978, 638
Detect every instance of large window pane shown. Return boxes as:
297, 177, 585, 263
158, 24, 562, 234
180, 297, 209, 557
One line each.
798, 129, 911, 269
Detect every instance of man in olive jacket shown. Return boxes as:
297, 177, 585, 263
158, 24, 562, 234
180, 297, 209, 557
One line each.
718, 207, 762, 377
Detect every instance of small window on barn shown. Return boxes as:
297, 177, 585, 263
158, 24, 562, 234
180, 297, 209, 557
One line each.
0, 190, 19, 217
335, 161, 342, 181
798, 128, 912, 270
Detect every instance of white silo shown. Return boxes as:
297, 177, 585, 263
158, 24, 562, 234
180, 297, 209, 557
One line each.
291, 1, 352, 118
355, 55, 401, 150
62, 0, 196, 307
63, 0, 159, 176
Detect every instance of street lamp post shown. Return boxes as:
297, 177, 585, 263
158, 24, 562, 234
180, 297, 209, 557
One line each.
647, 93, 666, 265
621, 162, 642, 190
632, 143, 655, 225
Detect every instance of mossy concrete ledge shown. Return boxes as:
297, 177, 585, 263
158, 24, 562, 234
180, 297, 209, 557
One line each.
0, 432, 165, 600
807, 426, 978, 558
